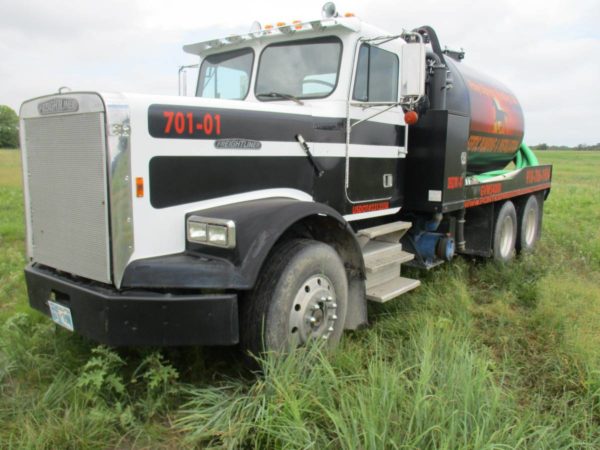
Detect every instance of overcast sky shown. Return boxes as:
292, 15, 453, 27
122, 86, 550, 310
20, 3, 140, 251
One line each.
1, 0, 598, 145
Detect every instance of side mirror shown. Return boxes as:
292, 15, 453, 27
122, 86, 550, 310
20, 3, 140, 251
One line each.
178, 64, 199, 96
400, 42, 426, 98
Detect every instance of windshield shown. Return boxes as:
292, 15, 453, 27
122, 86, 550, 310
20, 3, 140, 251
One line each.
255, 36, 342, 100
197, 48, 254, 100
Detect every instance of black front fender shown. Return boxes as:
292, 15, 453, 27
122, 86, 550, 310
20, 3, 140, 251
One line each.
122, 198, 362, 291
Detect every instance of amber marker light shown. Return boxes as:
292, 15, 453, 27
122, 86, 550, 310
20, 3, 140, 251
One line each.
264, 24, 273, 30
276, 21, 286, 27
404, 110, 419, 125
136, 177, 144, 198
344, 12, 355, 17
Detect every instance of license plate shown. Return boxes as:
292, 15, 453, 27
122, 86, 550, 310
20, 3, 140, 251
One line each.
48, 301, 74, 331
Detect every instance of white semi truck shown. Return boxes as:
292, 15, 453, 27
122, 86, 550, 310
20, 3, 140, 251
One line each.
19, 4, 551, 355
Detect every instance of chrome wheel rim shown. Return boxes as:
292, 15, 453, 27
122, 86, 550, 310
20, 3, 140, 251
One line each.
288, 275, 338, 346
524, 207, 537, 247
499, 215, 515, 258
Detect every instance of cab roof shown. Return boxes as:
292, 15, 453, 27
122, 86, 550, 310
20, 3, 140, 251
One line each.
183, 16, 395, 56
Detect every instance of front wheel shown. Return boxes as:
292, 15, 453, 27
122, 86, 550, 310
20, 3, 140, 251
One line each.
240, 239, 348, 357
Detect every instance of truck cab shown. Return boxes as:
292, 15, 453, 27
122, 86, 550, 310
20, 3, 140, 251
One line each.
150, 14, 420, 218
19, 4, 551, 354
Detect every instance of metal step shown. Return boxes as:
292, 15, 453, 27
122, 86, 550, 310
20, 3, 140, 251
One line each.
365, 249, 414, 273
363, 240, 403, 268
366, 277, 421, 303
357, 221, 412, 240
366, 264, 400, 289
357, 221, 412, 239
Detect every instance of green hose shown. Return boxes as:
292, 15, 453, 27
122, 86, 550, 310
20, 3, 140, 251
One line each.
520, 142, 539, 167
474, 142, 539, 182
514, 147, 524, 169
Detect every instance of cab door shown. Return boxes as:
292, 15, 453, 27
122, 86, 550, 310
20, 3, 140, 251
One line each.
345, 42, 406, 208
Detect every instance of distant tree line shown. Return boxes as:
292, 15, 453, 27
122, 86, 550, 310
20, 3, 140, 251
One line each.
531, 143, 600, 151
0, 105, 19, 149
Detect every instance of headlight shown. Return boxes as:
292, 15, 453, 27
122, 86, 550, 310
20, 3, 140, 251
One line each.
186, 216, 236, 249
188, 222, 207, 241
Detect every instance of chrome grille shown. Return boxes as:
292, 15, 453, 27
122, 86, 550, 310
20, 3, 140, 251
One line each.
23, 112, 112, 283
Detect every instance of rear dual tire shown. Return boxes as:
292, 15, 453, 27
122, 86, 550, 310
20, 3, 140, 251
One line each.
492, 195, 541, 262
517, 195, 541, 253
493, 201, 518, 263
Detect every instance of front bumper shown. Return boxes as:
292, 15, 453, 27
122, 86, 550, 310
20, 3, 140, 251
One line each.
25, 264, 239, 346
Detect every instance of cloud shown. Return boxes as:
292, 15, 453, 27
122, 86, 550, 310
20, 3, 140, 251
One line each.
0, 0, 598, 145
368, 0, 600, 145
0, 1, 139, 40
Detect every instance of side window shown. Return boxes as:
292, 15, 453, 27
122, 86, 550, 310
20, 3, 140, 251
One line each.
352, 44, 399, 102
197, 48, 254, 100
353, 45, 369, 101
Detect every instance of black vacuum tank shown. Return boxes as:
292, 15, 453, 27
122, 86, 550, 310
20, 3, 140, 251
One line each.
403, 27, 527, 213
445, 58, 525, 174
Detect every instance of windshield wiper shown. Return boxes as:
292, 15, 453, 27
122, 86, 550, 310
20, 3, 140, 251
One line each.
256, 92, 304, 105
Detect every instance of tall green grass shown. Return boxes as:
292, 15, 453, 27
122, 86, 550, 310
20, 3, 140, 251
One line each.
177, 259, 600, 449
0, 151, 26, 323
1, 150, 599, 448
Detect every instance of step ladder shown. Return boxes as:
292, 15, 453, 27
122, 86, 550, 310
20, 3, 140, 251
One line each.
357, 221, 420, 303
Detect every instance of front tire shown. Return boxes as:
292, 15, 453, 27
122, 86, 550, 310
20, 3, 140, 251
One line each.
240, 239, 348, 357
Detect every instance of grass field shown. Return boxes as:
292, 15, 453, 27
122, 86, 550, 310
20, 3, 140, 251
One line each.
1, 149, 599, 449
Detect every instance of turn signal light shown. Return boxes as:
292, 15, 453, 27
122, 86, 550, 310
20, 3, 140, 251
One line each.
276, 21, 286, 27
264, 24, 273, 30
344, 12, 355, 17
404, 110, 419, 125
135, 177, 144, 198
